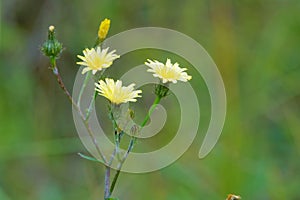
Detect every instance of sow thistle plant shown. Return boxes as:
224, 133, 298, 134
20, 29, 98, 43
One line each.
41, 19, 192, 200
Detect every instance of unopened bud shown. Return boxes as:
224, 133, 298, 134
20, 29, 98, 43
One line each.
49, 25, 55, 32
41, 25, 63, 59
98, 18, 110, 40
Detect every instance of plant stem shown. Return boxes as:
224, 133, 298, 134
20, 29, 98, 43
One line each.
50, 58, 107, 163
110, 169, 120, 195
109, 96, 162, 195
108, 105, 123, 165
77, 71, 91, 108
104, 166, 111, 199
85, 70, 106, 120
140, 95, 161, 127
110, 137, 135, 195
85, 90, 97, 120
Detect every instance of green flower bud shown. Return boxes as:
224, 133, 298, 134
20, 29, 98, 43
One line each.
41, 25, 63, 59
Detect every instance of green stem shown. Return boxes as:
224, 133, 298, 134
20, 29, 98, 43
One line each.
109, 105, 120, 132
110, 137, 135, 195
109, 96, 162, 195
85, 90, 98, 120
85, 70, 106, 120
140, 95, 162, 127
110, 170, 120, 195
77, 71, 91, 109
108, 105, 123, 164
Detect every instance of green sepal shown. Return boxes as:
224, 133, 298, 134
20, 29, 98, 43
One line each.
155, 83, 170, 98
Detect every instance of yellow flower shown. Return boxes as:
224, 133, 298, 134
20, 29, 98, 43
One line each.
145, 58, 192, 83
95, 78, 142, 105
76, 47, 120, 74
98, 18, 111, 40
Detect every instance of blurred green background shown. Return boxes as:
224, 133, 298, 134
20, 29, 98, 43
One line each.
1, 0, 300, 199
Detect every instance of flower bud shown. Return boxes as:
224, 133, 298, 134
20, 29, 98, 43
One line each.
41, 25, 63, 59
98, 18, 110, 40
48, 25, 55, 32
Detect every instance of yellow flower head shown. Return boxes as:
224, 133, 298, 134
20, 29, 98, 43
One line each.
98, 18, 111, 40
95, 78, 142, 105
145, 58, 192, 83
76, 47, 120, 74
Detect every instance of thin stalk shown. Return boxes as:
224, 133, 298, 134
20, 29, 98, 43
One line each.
108, 105, 123, 165
118, 137, 135, 168
104, 166, 111, 199
77, 71, 91, 108
50, 58, 107, 163
85, 70, 105, 120
85, 90, 97, 120
106, 105, 124, 197
110, 137, 135, 195
110, 170, 120, 195
109, 96, 162, 195
140, 95, 161, 127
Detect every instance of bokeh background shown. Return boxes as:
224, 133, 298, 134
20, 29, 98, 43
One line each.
1, 0, 300, 199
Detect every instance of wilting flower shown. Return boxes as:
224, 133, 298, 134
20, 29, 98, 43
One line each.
95, 78, 142, 105
145, 58, 192, 83
98, 18, 111, 40
76, 47, 120, 74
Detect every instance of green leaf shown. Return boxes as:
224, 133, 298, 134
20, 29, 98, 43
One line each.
78, 153, 105, 164
106, 198, 119, 200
